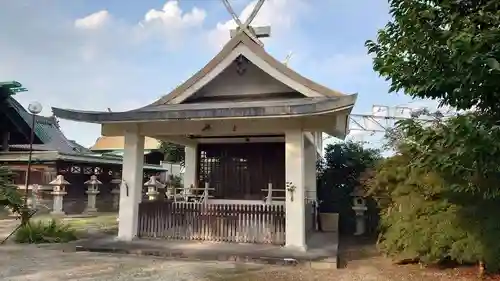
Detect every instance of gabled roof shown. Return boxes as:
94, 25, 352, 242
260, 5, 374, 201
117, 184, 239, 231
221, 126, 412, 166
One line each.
52, 32, 357, 123
149, 32, 348, 106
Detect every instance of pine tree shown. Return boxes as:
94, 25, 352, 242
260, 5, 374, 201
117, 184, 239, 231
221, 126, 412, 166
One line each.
0, 166, 23, 214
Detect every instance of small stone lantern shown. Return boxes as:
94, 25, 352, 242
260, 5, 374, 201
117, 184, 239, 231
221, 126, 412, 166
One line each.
49, 175, 69, 216
110, 178, 121, 210
144, 175, 165, 201
350, 185, 368, 236
29, 184, 41, 208
84, 175, 102, 214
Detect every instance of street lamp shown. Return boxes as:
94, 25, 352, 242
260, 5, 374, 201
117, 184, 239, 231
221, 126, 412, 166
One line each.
24, 101, 43, 208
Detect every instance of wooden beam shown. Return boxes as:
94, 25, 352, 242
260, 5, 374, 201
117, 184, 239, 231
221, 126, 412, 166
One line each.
154, 136, 198, 147
230, 26, 271, 38
101, 114, 348, 137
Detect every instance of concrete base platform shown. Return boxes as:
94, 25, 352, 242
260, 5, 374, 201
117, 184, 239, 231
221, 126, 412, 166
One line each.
74, 231, 338, 268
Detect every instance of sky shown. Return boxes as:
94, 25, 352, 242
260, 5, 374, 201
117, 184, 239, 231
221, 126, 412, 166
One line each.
0, 0, 442, 148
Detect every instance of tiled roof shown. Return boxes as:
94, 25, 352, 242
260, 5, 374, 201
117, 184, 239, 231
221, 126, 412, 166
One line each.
6, 96, 92, 154
0, 151, 167, 171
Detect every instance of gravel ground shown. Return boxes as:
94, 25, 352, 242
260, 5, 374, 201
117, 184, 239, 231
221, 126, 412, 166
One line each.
0, 245, 263, 281
0, 244, 478, 281
0, 218, 483, 281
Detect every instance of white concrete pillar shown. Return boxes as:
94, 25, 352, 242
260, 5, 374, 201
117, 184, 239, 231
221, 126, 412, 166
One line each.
285, 130, 307, 251
117, 130, 144, 241
183, 145, 197, 192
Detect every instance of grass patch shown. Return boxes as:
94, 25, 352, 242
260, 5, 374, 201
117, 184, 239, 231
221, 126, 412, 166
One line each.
62, 214, 118, 231
14, 219, 77, 244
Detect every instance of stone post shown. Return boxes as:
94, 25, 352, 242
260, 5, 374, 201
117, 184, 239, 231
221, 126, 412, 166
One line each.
350, 186, 367, 236
144, 175, 164, 201
49, 175, 69, 216
202, 182, 210, 204
30, 184, 42, 209
265, 183, 273, 205
110, 178, 121, 210
84, 175, 102, 215
165, 175, 174, 200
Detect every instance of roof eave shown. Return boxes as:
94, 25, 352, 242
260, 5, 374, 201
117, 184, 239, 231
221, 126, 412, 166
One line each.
0, 151, 167, 171
52, 95, 357, 124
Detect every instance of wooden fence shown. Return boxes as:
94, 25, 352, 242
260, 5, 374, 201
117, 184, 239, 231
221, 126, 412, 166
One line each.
137, 201, 286, 245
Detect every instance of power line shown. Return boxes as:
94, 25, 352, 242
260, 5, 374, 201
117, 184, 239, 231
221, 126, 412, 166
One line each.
323, 104, 455, 141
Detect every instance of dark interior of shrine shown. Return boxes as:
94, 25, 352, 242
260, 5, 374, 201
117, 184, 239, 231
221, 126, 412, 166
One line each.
197, 141, 286, 200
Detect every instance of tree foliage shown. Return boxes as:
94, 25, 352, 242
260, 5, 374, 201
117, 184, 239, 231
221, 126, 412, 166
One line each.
365, 0, 500, 273
317, 141, 381, 234
0, 166, 23, 214
366, 0, 500, 116
159, 142, 185, 164
364, 115, 500, 271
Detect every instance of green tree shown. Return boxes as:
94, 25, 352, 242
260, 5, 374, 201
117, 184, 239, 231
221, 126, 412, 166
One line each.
366, 0, 500, 117
364, 116, 500, 273
364, 151, 484, 266
159, 142, 185, 164
366, 0, 500, 273
0, 166, 23, 215
317, 141, 381, 234
400, 115, 500, 270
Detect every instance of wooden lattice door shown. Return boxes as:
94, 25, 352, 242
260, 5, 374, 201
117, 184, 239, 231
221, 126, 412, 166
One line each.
197, 142, 285, 199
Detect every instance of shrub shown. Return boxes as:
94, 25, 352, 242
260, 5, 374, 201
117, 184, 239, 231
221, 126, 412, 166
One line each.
14, 219, 78, 244
0, 166, 23, 213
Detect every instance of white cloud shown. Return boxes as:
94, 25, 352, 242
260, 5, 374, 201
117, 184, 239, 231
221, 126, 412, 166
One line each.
143, 1, 206, 27
0, 1, 209, 147
75, 10, 111, 30
0, 0, 309, 148
139, 1, 206, 48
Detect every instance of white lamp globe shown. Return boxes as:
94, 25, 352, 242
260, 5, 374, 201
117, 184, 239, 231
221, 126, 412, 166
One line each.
27, 102, 43, 115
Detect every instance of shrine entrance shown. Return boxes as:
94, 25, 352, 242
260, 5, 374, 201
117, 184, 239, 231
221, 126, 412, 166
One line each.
197, 140, 285, 201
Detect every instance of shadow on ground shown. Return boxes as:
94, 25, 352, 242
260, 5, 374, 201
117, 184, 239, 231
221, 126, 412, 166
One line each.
337, 234, 380, 268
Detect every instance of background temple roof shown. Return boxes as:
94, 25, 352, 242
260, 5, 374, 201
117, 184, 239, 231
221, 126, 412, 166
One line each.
90, 136, 161, 151
1, 85, 92, 154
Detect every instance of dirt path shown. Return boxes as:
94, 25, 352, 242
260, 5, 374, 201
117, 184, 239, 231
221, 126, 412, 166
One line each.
0, 217, 484, 280
0, 243, 478, 281
0, 245, 262, 281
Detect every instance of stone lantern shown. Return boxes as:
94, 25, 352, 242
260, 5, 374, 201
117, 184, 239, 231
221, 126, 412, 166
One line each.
49, 175, 69, 216
29, 184, 41, 208
144, 175, 165, 201
110, 178, 121, 210
350, 185, 368, 236
84, 175, 102, 214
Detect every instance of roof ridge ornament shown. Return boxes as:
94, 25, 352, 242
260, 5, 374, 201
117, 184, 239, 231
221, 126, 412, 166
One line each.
222, 0, 270, 47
